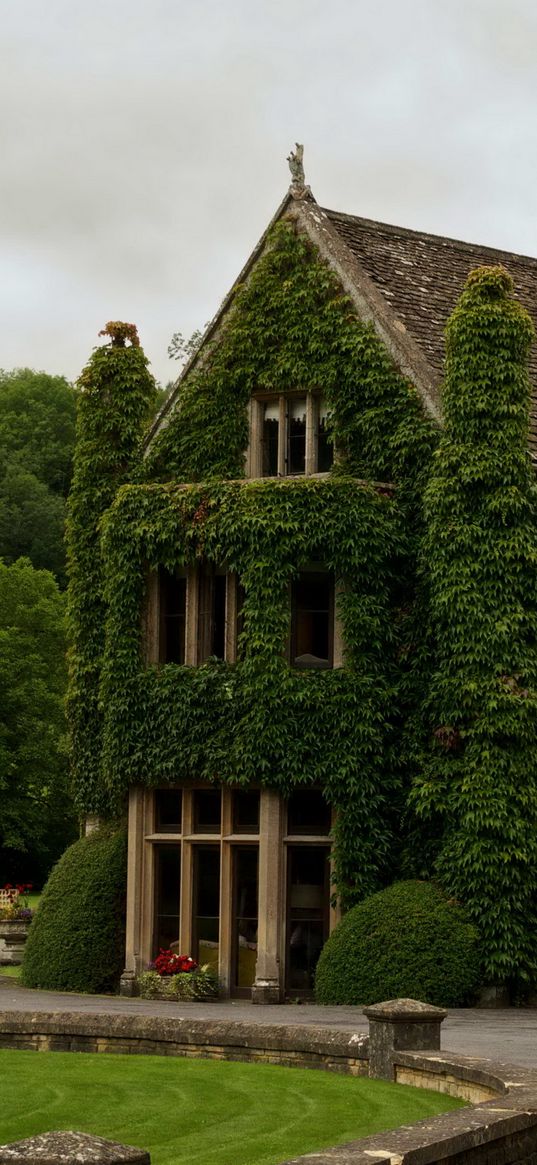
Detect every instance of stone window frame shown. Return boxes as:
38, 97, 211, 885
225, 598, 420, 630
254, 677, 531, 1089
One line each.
143, 568, 241, 667
247, 390, 332, 479
123, 785, 340, 1000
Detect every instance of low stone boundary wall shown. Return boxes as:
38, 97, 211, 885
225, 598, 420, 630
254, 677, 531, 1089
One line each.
2, 1007, 537, 1163
0, 1011, 369, 1074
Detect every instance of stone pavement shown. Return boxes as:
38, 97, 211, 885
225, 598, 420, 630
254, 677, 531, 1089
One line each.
1, 974, 537, 1068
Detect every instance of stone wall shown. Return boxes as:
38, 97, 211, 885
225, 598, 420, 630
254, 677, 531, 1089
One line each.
2, 1008, 537, 1164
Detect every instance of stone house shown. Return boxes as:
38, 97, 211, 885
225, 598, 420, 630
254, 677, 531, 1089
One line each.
92, 160, 537, 1001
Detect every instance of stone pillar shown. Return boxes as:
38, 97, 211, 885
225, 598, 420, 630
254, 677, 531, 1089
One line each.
364, 998, 447, 1082
252, 789, 283, 1003
0, 1131, 150, 1163
120, 787, 146, 996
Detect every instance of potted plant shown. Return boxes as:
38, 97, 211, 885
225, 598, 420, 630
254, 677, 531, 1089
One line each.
137, 949, 219, 1001
0, 884, 34, 965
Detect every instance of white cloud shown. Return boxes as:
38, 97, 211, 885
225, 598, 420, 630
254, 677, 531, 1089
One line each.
2, 0, 537, 384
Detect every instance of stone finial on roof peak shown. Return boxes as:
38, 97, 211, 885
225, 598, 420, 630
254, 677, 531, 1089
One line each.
287, 143, 310, 199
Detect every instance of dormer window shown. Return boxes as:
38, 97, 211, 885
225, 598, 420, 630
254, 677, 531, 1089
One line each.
252, 393, 333, 477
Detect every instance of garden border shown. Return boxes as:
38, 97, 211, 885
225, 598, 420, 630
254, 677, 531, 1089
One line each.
1, 1010, 537, 1164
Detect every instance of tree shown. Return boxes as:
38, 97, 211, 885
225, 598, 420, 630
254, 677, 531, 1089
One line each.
0, 369, 77, 583
0, 368, 76, 495
0, 558, 77, 883
0, 460, 67, 584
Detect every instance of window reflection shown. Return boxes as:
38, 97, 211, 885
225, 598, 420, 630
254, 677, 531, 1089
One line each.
262, 402, 279, 476
159, 568, 186, 664
193, 845, 220, 970
287, 398, 306, 474
317, 399, 333, 472
291, 572, 333, 668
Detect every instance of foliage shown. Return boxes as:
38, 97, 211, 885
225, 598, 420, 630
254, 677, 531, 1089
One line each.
144, 221, 436, 494
0, 559, 76, 885
0, 368, 76, 495
137, 965, 219, 1000
314, 880, 481, 1007
98, 321, 141, 347
0, 369, 76, 583
167, 325, 207, 366
66, 329, 158, 815
21, 827, 127, 992
101, 476, 403, 903
0, 460, 67, 584
68, 223, 435, 901
409, 267, 537, 987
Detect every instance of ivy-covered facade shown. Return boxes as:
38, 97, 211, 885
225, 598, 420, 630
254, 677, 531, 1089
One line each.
68, 181, 537, 1000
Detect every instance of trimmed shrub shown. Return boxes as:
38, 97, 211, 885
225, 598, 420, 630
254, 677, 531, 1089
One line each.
22, 826, 127, 993
314, 880, 481, 1008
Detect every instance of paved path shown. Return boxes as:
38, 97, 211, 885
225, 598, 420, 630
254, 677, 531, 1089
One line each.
2, 975, 537, 1068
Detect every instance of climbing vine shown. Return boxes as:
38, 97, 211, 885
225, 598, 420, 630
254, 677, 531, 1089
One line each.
101, 476, 403, 903
69, 222, 436, 900
410, 267, 537, 986
66, 325, 157, 815
144, 221, 436, 499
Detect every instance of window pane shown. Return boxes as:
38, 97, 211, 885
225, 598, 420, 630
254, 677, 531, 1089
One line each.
291, 572, 333, 668
287, 790, 331, 835
159, 569, 186, 664
198, 568, 227, 662
212, 574, 226, 659
232, 790, 260, 833
233, 847, 258, 989
154, 844, 180, 955
287, 845, 329, 992
193, 846, 220, 970
317, 399, 333, 472
287, 398, 306, 474
155, 789, 182, 833
263, 402, 279, 476
193, 789, 221, 833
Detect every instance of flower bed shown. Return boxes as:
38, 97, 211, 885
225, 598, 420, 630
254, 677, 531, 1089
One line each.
0, 885, 34, 966
137, 950, 219, 1001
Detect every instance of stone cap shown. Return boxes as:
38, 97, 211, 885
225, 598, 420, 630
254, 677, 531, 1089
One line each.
0, 1131, 150, 1164
363, 997, 448, 1022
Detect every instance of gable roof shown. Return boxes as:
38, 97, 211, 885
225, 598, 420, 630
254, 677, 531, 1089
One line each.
324, 207, 537, 457
147, 190, 537, 458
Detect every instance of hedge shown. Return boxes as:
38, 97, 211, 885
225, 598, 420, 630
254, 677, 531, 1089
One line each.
22, 826, 127, 993
314, 880, 481, 1008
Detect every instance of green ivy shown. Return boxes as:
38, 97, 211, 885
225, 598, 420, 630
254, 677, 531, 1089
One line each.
143, 221, 436, 498
68, 223, 435, 902
100, 477, 403, 903
66, 326, 158, 815
410, 267, 537, 986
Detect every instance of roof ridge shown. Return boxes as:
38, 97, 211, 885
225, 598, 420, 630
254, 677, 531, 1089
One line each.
321, 206, 537, 270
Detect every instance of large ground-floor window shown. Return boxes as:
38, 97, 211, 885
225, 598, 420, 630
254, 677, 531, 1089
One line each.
123, 785, 338, 1001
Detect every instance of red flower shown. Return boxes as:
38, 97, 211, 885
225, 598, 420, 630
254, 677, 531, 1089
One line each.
153, 949, 199, 976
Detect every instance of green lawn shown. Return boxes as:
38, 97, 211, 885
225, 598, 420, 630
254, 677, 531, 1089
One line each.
0, 1049, 463, 1165
0, 965, 21, 978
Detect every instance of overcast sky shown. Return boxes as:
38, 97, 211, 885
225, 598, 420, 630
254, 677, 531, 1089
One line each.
2, 0, 537, 387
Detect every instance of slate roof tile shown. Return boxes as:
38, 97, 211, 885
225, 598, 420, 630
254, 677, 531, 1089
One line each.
323, 208, 537, 454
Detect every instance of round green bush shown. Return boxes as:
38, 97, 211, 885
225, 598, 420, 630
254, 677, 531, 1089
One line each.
22, 826, 127, 993
314, 880, 481, 1008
